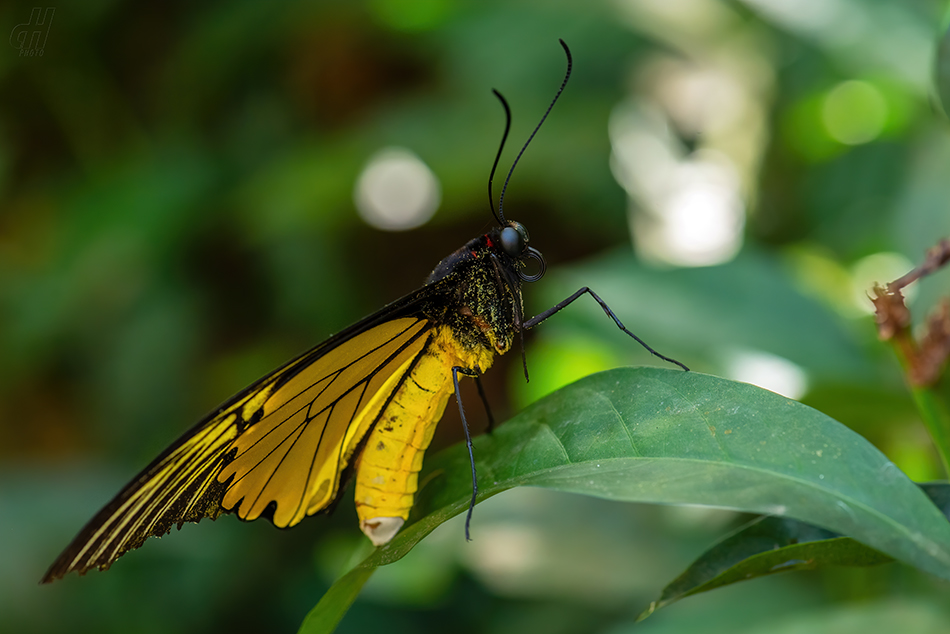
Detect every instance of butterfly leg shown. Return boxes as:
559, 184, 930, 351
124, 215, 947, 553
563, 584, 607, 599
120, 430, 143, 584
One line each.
453, 365, 481, 540
523, 287, 689, 371
474, 375, 495, 433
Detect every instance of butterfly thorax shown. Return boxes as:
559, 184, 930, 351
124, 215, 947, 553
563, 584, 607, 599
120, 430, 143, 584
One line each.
425, 230, 524, 359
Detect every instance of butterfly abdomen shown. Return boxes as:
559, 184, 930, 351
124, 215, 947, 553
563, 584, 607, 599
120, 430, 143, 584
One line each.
355, 325, 494, 545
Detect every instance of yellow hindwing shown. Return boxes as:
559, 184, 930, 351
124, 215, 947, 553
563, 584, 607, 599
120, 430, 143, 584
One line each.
218, 317, 431, 527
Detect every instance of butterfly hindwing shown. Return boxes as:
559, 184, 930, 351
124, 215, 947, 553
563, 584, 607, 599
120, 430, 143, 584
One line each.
219, 316, 431, 527
42, 300, 438, 582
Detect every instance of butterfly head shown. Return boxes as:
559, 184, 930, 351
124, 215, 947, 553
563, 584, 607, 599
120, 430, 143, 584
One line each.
496, 221, 545, 283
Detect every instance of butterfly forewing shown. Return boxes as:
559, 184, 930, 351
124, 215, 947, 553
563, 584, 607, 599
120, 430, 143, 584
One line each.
43, 313, 434, 581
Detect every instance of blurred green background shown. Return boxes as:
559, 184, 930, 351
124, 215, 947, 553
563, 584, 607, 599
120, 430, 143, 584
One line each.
4, 0, 950, 632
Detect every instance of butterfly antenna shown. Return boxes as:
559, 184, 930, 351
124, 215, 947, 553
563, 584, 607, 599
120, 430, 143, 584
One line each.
488, 90, 512, 226
497, 39, 572, 223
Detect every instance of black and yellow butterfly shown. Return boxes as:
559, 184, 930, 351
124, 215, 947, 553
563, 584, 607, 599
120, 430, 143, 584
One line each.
42, 40, 686, 583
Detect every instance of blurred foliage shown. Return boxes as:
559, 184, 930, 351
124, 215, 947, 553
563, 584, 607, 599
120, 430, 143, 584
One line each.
3, 0, 950, 633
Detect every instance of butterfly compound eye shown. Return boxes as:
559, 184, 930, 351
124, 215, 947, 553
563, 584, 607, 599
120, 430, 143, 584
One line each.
500, 222, 529, 257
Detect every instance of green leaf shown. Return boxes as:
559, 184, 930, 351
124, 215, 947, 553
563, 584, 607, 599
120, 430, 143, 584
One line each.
299, 368, 950, 633
298, 566, 375, 634
642, 520, 883, 621
639, 483, 950, 620
296, 497, 464, 634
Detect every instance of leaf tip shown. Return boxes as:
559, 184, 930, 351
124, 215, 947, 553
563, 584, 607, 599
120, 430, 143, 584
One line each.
635, 601, 658, 623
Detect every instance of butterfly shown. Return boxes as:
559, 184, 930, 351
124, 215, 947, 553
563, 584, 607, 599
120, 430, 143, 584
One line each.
42, 40, 687, 583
